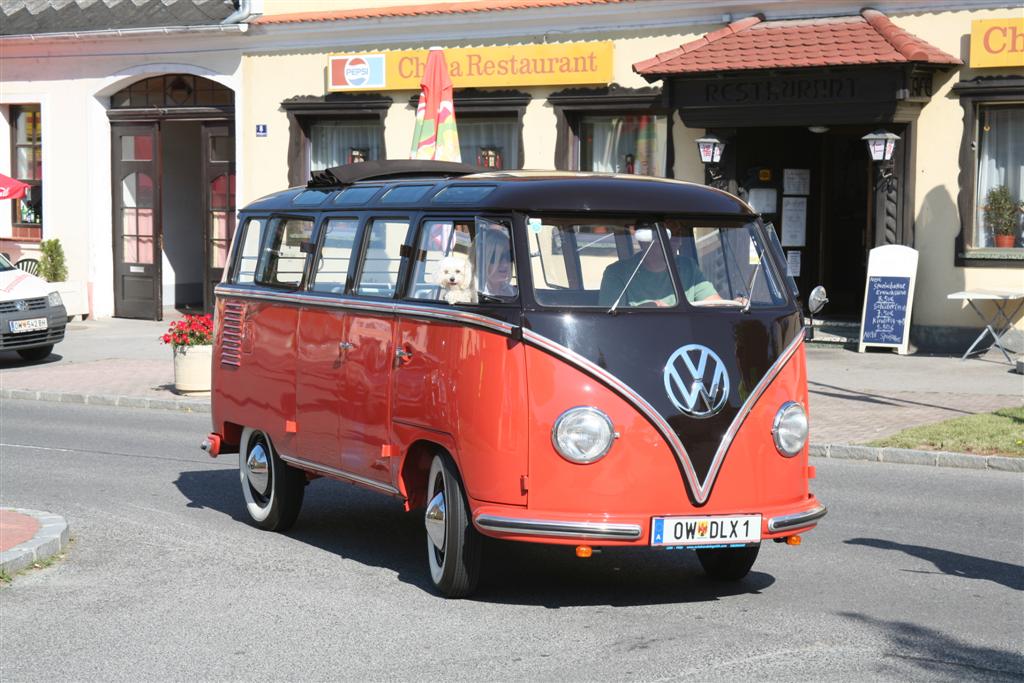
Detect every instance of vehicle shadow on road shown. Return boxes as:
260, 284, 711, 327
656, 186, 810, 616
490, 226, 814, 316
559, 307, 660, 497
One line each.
474, 540, 776, 607
839, 612, 1024, 680
0, 351, 64, 368
175, 468, 776, 605
845, 538, 1023, 591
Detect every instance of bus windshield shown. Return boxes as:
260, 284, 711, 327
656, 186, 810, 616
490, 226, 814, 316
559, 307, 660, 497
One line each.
527, 217, 787, 310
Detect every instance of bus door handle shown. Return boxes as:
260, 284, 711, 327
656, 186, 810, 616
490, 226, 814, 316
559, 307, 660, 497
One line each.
395, 346, 414, 366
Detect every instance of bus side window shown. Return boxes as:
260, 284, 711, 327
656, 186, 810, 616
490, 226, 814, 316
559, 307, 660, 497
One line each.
354, 218, 409, 298
310, 218, 358, 295
233, 217, 264, 284
407, 219, 473, 301
255, 217, 312, 289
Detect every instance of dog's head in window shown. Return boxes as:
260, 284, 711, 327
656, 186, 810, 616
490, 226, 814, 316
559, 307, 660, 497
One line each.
430, 254, 476, 304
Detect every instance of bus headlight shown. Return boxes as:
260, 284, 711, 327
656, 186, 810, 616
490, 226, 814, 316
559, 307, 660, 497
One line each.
772, 401, 808, 457
552, 407, 616, 464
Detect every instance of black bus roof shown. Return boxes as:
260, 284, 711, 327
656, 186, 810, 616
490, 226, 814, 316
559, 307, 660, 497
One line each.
241, 161, 755, 217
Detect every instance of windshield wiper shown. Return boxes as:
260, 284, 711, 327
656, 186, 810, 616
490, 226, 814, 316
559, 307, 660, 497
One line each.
742, 257, 761, 314
607, 239, 657, 315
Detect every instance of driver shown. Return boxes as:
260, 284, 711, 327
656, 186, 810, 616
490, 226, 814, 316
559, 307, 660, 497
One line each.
598, 229, 721, 307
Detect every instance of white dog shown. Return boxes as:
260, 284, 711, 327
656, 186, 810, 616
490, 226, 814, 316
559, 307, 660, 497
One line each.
431, 255, 477, 304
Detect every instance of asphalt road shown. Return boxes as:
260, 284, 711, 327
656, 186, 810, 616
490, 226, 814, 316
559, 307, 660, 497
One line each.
1, 400, 1021, 681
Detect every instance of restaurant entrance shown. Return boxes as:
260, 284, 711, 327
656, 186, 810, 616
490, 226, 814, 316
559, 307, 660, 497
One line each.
733, 126, 875, 317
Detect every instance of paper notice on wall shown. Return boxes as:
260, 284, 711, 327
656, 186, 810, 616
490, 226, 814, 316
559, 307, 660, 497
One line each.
784, 168, 810, 195
781, 196, 807, 247
747, 188, 777, 215
786, 250, 801, 277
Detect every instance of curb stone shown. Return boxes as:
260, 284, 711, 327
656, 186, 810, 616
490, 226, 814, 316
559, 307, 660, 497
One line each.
810, 443, 1022, 472
0, 508, 70, 577
1, 388, 210, 414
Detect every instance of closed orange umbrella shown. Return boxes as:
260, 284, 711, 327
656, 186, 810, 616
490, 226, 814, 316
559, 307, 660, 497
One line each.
410, 47, 461, 162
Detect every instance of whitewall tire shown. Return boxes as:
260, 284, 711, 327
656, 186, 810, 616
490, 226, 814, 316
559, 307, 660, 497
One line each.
239, 426, 305, 531
424, 453, 481, 598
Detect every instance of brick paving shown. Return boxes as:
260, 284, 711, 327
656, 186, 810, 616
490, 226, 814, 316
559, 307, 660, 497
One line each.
0, 510, 40, 553
808, 387, 1017, 445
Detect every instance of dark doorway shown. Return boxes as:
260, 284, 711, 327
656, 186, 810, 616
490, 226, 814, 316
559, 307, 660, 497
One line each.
733, 126, 872, 317
111, 123, 162, 320
819, 128, 872, 316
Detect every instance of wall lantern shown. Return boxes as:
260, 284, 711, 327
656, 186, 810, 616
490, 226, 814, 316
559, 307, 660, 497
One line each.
861, 129, 899, 163
695, 134, 726, 164
695, 134, 727, 190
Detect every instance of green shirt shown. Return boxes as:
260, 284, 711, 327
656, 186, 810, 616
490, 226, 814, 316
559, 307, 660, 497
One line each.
598, 254, 717, 307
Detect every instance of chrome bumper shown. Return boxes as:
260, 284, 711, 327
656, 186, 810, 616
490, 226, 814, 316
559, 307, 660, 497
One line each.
475, 515, 643, 540
767, 504, 827, 533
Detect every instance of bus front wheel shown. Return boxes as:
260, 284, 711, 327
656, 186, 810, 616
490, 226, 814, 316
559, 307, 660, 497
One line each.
696, 544, 760, 581
424, 453, 481, 598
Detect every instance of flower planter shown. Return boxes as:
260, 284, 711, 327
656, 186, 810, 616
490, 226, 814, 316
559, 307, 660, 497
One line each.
994, 234, 1017, 248
173, 344, 212, 394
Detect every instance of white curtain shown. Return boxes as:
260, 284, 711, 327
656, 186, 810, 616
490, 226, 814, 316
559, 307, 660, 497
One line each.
580, 114, 667, 176
458, 117, 518, 169
310, 121, 382, 171
975, 106, 1023, 247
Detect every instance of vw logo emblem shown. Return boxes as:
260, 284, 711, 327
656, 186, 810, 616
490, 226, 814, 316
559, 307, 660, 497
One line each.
663, 344, 730, 418
14, 299, 27, 312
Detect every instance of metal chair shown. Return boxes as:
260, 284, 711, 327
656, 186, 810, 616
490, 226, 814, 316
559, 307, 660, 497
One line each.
14, 258, 40, 276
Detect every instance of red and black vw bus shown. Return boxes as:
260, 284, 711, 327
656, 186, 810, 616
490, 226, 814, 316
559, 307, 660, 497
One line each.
204, 160, 826, 597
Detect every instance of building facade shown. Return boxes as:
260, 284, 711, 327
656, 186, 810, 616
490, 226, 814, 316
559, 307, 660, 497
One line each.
2, 0, 1021, 351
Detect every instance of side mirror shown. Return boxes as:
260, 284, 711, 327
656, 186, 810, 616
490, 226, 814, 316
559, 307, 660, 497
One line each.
808, 285, 829, 316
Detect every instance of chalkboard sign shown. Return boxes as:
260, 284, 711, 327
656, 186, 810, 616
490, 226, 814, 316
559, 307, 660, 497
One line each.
862, 276, 910, 344
859, 245, 918, 355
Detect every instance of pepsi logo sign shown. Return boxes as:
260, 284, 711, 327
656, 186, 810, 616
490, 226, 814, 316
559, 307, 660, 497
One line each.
344, 57, 371, 86
330, 54, 386, 90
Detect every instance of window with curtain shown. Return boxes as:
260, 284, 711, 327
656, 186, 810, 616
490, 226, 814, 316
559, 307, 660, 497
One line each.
457, 116, 519, 169
309, 120, 382, 172
11, 105, 42, 240
578, 114, 667, 177
973, 104, 1023, 249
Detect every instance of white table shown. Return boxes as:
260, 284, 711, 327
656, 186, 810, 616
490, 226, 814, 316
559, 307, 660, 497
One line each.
947, 289, 1024, 364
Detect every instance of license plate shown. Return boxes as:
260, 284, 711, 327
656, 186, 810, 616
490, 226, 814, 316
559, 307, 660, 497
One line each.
9, 317, 47, 333
651, 514, 761, 547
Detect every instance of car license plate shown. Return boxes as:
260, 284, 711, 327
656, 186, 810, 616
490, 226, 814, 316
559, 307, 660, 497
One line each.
9, 317, 47, 333
650, 514, 761, 547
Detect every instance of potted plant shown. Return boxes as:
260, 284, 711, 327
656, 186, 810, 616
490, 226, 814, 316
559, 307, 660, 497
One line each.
161, 313, 214, 394
38, 238, 89, 320
983, 185, 1021, 249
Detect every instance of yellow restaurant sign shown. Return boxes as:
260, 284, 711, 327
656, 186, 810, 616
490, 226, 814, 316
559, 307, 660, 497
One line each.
328, 42, 613, 91
970, 18, 1024, 68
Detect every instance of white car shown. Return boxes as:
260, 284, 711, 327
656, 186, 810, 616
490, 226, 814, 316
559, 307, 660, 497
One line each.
0, 254, 66, 361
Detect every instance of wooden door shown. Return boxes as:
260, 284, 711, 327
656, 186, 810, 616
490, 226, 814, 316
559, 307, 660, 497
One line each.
112, 123, 161, 319
202, 123, 236, 312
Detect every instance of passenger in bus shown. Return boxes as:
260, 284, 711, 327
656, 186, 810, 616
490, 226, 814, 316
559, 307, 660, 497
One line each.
598, 230, 722, 307
480, 229, 517, 298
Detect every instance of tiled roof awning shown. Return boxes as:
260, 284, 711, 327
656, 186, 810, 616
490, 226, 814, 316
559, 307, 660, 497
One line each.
1, 0, 239, 37
253, 0, 630, 25
634, 9, 960, 77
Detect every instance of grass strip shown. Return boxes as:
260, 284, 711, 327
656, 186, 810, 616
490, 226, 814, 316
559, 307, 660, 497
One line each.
867, 406, 1024, 456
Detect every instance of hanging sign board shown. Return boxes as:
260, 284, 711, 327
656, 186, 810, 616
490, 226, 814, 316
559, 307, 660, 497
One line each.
970, 18, 1024, 68
329, 42, 614, 92
858, 245, 919, 355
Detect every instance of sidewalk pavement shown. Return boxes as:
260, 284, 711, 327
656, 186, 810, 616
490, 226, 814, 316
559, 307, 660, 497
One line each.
2, 315, 1020, 444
